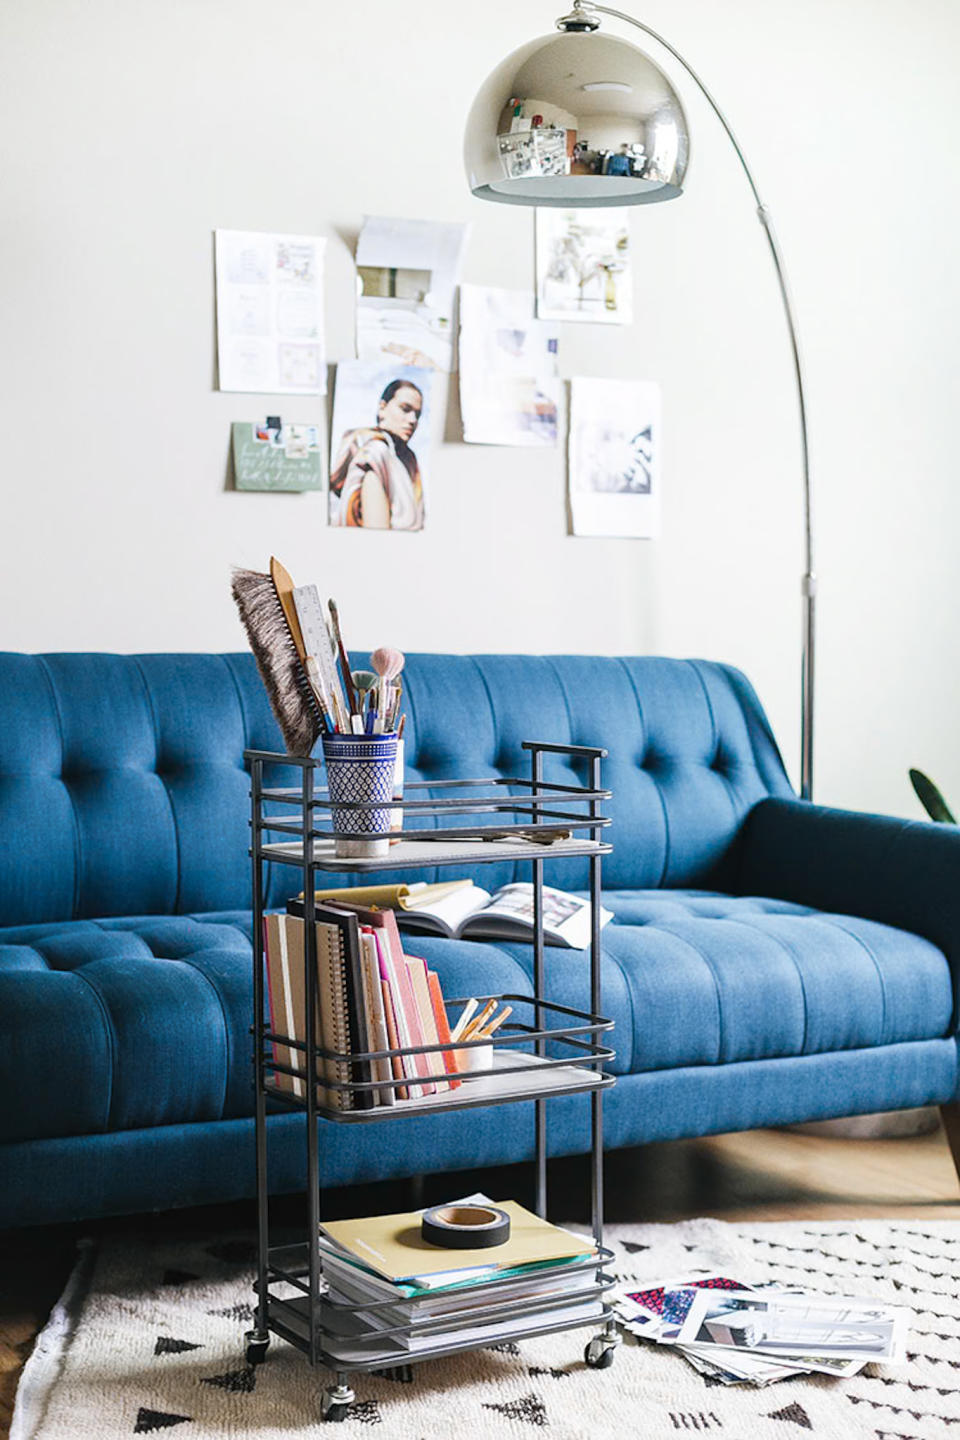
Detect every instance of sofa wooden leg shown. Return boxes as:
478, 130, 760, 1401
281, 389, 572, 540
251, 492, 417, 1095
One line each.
940, 1103, 960, 1186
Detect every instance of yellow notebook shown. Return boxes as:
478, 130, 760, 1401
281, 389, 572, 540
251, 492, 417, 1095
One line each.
321, 1200, 594, 1282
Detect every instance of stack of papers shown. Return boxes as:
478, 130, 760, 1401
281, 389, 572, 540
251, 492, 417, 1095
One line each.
314, 1195, 604, 1364
615, 1274, 908, 1387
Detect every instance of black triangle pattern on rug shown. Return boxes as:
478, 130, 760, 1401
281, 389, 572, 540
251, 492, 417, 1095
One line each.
133, 1408, 193, 1434
154, 1337, 203, 1356
482, 1392, 548, 1427
206, 1302, 254, 1321
200, 1366, 257, 1393
350, 1399, 383, 1425
767, 1401, 813, 1429
161, 1268, 201, 1287
620, 1241, 651, 1254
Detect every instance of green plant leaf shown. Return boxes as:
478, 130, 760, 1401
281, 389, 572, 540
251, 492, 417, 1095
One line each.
909, 768, 956, 824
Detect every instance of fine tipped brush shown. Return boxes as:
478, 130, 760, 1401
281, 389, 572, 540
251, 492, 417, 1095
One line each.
327, 599, 358, 717
231, 566, 322, 756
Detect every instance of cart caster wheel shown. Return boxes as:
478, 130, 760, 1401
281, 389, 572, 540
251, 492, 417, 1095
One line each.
584, 1337, 616, 1369
321, 1384, 355, 1422
244, 1331, 270, 1366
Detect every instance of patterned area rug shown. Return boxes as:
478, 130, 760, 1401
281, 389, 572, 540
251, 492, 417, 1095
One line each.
12, 1219, 960, 1440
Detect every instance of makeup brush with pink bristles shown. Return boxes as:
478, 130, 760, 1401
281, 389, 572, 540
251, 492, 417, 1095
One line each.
370, 647, 405, 732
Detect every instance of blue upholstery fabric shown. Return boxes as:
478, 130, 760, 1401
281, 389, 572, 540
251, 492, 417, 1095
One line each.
1, 1038, 956, 1228
0, 651, 956, 1229
738, 798, 960, 1031
0, 653, 793, 926
0, 896, 951, 1147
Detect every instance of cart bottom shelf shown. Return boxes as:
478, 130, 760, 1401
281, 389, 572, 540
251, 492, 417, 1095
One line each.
266, 1293, 613, 1372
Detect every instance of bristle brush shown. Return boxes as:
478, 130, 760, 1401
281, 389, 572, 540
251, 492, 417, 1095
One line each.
371, 647, 405, 727
230, 565, 322, 756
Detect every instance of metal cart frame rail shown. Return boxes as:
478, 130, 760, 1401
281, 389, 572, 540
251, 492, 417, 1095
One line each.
243, 739, 620, 1421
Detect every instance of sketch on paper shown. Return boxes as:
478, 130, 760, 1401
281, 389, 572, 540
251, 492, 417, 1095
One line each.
536, 209, 632, 324
568, 377, 660, 538
459, 283, 561, 447
215, 229, 326, 394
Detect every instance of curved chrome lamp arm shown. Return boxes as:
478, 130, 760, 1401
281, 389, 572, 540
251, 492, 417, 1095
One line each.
583, 1, 816, 799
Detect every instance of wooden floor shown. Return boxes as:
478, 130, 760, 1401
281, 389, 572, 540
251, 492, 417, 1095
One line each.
2, 1123, 957, 1438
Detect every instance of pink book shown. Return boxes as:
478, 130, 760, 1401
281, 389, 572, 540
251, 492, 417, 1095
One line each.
364, 914, 435, 1098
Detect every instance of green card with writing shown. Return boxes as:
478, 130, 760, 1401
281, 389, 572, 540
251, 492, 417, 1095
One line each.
231, 419, 323, 492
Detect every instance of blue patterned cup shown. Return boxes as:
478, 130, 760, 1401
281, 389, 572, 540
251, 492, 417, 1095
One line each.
321, 732, 399, 858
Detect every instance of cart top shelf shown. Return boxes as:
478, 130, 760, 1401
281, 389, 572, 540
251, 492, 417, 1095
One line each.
257, 834, 612, 872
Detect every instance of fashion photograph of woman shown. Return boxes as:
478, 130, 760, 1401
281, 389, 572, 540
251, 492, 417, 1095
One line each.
328, 362, 431, 530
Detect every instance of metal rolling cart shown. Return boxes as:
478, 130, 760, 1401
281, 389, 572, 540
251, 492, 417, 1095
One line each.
243, 739, 620, 1422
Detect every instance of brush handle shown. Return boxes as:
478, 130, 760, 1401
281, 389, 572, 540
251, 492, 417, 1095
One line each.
328, 601, 358, 716
270, 558, 307, 661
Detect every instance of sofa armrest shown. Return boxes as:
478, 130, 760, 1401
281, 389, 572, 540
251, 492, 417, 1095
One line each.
739, 797, 960, 1027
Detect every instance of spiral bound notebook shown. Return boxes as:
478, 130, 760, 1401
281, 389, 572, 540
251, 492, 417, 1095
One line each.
265, 912, 373, 1112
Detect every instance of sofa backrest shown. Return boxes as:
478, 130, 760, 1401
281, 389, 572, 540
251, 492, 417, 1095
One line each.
0, 652, 793, 926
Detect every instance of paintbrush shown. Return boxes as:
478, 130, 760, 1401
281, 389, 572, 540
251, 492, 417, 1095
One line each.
231, 565, 322, 755
328, 599, 358, 717
371, 646, 405, 726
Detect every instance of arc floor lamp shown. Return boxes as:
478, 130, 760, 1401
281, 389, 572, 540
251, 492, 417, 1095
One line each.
464, 0, 816, 799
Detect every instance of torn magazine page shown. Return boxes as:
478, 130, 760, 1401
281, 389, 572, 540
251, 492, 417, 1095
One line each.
356, 216, 469, 373
459, 283, 561, 447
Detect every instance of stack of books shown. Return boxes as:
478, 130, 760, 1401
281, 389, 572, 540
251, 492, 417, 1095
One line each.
311, 1195, 605, 1364
264, 902, 463, 1110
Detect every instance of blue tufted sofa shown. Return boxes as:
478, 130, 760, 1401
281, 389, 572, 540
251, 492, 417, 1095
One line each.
1, 651, 958, 1229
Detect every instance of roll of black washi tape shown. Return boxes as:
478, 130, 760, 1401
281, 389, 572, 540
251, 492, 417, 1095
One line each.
421, 1204, 511, 1249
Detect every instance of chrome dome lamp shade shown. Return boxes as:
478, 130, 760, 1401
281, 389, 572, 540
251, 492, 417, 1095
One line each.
464, 24, 689, 206
462, 1, 818, 802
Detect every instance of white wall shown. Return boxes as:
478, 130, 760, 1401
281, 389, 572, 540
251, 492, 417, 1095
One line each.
1, 0, 958, 820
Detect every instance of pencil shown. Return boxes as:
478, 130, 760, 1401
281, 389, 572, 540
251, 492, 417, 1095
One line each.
450, 999, 479, 1043
461, 998, 498, 1041
478, 1005, 512, 1039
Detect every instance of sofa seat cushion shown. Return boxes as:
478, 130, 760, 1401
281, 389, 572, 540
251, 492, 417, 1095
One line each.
0, 912, 255, 1143
1, 895, 952, 1144
592, 891, 953, 1072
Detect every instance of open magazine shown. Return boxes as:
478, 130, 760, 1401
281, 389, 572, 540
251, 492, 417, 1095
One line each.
394, 881, 612, 950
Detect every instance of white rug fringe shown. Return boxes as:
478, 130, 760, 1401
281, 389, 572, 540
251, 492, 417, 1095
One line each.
9, 1238, 98, 1440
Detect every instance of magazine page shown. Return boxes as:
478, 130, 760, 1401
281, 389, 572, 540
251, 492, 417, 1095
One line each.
397, 882, 491, 936
462, 883, 611, 950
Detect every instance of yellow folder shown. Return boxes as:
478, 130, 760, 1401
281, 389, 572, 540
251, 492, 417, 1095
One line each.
307, 880, 472, 911
321, 1200, 595, 1282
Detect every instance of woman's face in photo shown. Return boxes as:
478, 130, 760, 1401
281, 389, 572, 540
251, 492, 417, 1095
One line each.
379, 385, 422, 443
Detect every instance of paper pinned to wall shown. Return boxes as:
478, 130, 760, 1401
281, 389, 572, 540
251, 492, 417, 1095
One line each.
536, 209, 632, 324
328, 361, 433, 531
458, 283, 561, 448
568, 377, 661, 538
231, 417, 323, 491
215, 229, 327, 393
355, 215, 469, 373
